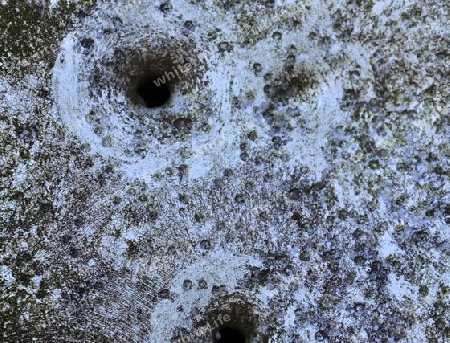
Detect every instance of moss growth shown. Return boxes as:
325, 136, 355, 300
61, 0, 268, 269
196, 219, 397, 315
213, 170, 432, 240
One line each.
0, 0, 96, 78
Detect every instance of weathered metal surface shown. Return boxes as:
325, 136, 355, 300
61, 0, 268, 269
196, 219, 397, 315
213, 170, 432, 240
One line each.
1, 0, 449, 341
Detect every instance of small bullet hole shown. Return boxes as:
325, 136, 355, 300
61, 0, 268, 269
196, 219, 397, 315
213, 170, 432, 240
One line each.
215, 327, 246, 343
200, 239, 212, 249
224, 168, 233, 177
184, 20, 195, 30
287, 54, 296, 63
265, 0, 275, 8
198, 278, 208, 289
272, 32, 282, 40
218, 42, 233, 53
253, 63, 262, 75
80, 37, 94, 50
183, 279, 193, 290
159, 2, 172, 12
247, 130, 257, 141
136, 78, 171, 108
263, 73, 273, 81
158, 289, 171, 299
291, 211, 301, 220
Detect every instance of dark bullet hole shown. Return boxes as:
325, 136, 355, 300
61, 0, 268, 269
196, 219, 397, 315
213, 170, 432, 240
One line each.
218, 41, 233, 53
159, 2, 172, 12
204, 294, 265, 343
272, 32, 282, 40
184, 20, 195, 30
215, 327, 246, 343
136, 76, 172, 108
198, 278, 208, 289
253, 63, 262, 75
264, 73, 273, 81
291, 211, 301, 220
80, 37, 94, 50
182, 279, 193, 290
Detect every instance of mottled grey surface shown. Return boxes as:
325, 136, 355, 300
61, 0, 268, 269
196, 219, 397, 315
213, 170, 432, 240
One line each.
1, 0, 449, 342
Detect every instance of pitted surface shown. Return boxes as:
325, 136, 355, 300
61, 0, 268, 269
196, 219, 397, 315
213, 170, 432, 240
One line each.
1, 0, 449, 342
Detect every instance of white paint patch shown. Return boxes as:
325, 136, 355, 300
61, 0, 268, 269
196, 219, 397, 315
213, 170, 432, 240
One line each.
378, 231, 405, 259
387, 273, 417, 301
285, 77, 346, 180
0, 265, 14, 286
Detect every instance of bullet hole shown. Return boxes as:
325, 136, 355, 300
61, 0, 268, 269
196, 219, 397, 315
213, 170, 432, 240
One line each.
80, 37, 94, 50
136, 75, 172, 108
264, 0, 275, 8
173, 117, 193, 134
234, 194, 245, 204
218, 41, 233, 53
158, 288, 171, 299
195, 213, 205, 222
263, 73, 273, 81
204, 294, 265, 343
178, 193, 189, 203
215, 327, 246, 343
272, 135, 285, 149
117, 39, 203, 115
211, 285, 226, 296
291, 211, 301, 220
159, 2, 172, 12
183, 279, 193, 290
253, 63, 262, 75
208, 30, 219, 40
199, 239, 212, 250
138, 194, 148, 202
272, 31, 282, 40
315, 330, 327, 341
247, 130, 258, 141
198, 278, 208, 289
286, 54, 296, 63
93, 126, 103, 135
184, 20, 195, 30
223, 168, 234, 177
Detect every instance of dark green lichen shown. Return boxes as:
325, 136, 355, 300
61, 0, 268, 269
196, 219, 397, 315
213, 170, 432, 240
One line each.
0, 0, 96, 79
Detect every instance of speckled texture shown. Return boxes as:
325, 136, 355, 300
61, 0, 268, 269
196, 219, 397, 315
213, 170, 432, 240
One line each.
1, 0, 449, 342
